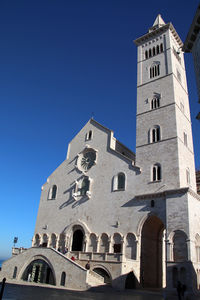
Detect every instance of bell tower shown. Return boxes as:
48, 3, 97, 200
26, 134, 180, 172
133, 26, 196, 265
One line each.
134, 15, 196, 194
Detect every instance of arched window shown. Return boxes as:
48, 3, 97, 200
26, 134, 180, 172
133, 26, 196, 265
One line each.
113, 173, 125, 191
152, 164, 161, 181
126, 233, 137, 259
60, 272, 66, 286
42, 234, 48, 247
150, 63, 160, 79
99, 233, 109, 253
160, 43, 163, 52
150, 126, 161, 143
153, 47, 156, 56
113, 233, 122, 253
149, 49, 152, 57
145, 50, 148, 59
151, 97, 160, 109
156, 45, 160, 54
88, 233, 97, 252
186, 168, 190, 185
50, 233, 57, 249
48, 185, 57, 200
34, 234, 40, 247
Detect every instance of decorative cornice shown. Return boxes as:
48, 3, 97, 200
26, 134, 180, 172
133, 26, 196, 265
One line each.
134, 23, 183, 47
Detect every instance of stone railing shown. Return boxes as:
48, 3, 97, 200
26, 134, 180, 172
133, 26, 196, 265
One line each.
12, 247, 27, 256
70, 251, 122, 262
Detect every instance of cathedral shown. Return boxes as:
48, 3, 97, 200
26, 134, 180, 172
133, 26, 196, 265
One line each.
1, 15, 200, 298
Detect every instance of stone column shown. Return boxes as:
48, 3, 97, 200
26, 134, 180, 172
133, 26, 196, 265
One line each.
96, 236, 100, 253
84, 235, 89, 252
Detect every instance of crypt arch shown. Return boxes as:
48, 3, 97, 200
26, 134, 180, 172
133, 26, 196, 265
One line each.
20, 255, 56, 285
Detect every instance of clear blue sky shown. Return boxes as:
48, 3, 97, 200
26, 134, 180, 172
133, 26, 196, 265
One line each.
0, 0, 200, 259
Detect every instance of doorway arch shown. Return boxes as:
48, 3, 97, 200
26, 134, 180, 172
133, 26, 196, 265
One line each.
72, 228, 84, 251
140, 215, 164, 288
93, 267, 112, 284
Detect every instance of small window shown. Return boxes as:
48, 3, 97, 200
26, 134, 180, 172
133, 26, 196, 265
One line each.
153, 47, 156, 56
184, 132, 187, 147
180, 102, 184, 113
113, 173, 125, 191
186, 168, 190, 185
86, 130, 93, 141
160, 43, 163, 52
149, 49, 152, 57
177, 69, 181, 82
156, 45, 160, 54
145, 50, 148, 59
60, 272, 66, 286
48, 185, 57, 200
151, 200, 155, 207
152, 164, 161, 181
13, 266, 17, 279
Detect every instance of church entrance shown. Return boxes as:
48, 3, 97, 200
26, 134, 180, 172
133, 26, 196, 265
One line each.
140, 216, 164, 288
72, 229, 84, 251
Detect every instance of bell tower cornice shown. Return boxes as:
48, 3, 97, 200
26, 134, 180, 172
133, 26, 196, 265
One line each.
134, 22, 183, 47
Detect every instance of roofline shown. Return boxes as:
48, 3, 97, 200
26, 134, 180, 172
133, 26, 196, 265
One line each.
183, 4, 200, 52
134, 23, 183, 47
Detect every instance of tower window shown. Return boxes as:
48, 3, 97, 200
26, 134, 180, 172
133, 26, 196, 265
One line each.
150, 64, 160, 78
177, 69, 181, 82
150, 126, 161, 143
149, 49, 152, 57
151, 97, 160, 109
156, 45, 160, 54
184, 132, 187, 147
145, 50, 148, 59
160, 43, 163, 52
186, 168, 190, 185
152, 164, 161, 181
153, 47, 156, 56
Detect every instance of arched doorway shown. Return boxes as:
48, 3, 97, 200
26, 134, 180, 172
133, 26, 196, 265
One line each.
72, 229, 84, 251
93, 267, 111, 284
140, 215, 164, 288
125, 271, 136, 289
21, 259, 55, 285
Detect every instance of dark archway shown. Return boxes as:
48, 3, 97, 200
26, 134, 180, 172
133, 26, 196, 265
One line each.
93, 267, 111, 284
140, 215, 164, 288
125, 271, 136, 289
72, 229, 84, 251
21, 259, 55, 285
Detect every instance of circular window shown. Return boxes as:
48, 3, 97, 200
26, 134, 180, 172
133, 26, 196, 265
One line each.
77, 149, 96, 172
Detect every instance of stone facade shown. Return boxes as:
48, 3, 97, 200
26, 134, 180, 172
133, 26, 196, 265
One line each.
1, 15, 200, 298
